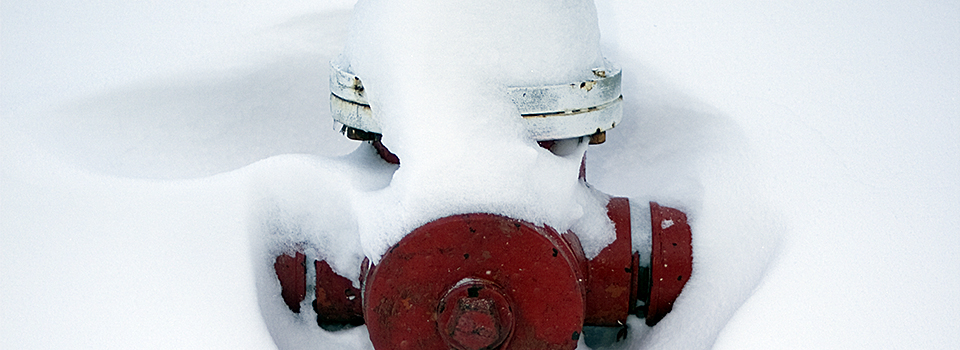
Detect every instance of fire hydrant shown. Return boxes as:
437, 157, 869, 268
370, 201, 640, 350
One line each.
270, 63, 693, 350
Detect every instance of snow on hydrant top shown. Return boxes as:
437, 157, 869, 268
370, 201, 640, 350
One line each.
335, 0, 617, 262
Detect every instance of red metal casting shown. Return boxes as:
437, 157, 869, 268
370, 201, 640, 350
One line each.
363, 213, 586, 350
274, 252, 306, 313
646, 202, 693, 326
315, 260, 364, 327
583, 197, 633, 326
372, 140, 400, 165
271, 200, 694, 347
437, 278, 516, 350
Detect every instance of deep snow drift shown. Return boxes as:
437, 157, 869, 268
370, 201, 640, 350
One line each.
2, 0, 958, 349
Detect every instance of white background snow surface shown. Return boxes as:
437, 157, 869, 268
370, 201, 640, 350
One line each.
2, 1, 958, 349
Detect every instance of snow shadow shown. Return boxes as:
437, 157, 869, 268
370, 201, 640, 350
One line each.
23, 54, 355, 179
16, 10, 357, 179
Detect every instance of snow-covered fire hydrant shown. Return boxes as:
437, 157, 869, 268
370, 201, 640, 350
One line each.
269, 59, 693, 349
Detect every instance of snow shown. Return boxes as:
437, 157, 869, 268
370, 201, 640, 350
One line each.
3, 1, 959, 350
337, 0, 614, 262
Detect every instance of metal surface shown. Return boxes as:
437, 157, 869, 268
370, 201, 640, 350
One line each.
338, 125, 400, 164
329, 62, 622, 141
329, 64, 379, 134
583, 197, 633, 326
272, 203, 693, 349
437, 278, 516, 350
646, 202, 693, 326
372, 140, 400, 165
262, 30, 697, 349
363, 213, 586, 350
274, 252, 306, 313
314, 260, 364, 328
272, 200, 694, 342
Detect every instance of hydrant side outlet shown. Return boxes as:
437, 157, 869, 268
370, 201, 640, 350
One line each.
646, 202, 693, 326
583, 197, 633, 326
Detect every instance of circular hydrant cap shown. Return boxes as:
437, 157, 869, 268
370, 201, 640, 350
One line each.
437, 279, 515, 350
363, 213, 585, 350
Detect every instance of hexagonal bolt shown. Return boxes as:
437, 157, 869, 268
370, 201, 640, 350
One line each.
438, 279, 515, 350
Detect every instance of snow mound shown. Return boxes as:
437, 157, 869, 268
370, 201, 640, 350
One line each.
334, 0, 615, 262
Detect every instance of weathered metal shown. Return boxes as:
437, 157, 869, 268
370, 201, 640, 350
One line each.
646, 202, 693, 326
371, 140, 399, 165
274, 252, 306, 313
314, 260, 364, 327
265, 15, 695, 348
437, 278, 515, 350
363, 213, 586, 350
282, 80, 690, 343
329, 62, 622, 141
273, 199, 692, 348
336, 124, 400, 164
583, 197, 633, 326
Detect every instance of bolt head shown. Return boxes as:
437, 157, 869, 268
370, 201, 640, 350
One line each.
438, 279, 514, 350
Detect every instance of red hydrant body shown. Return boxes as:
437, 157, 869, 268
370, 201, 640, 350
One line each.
274, 195, 691, 349
267, 38, 693, 348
